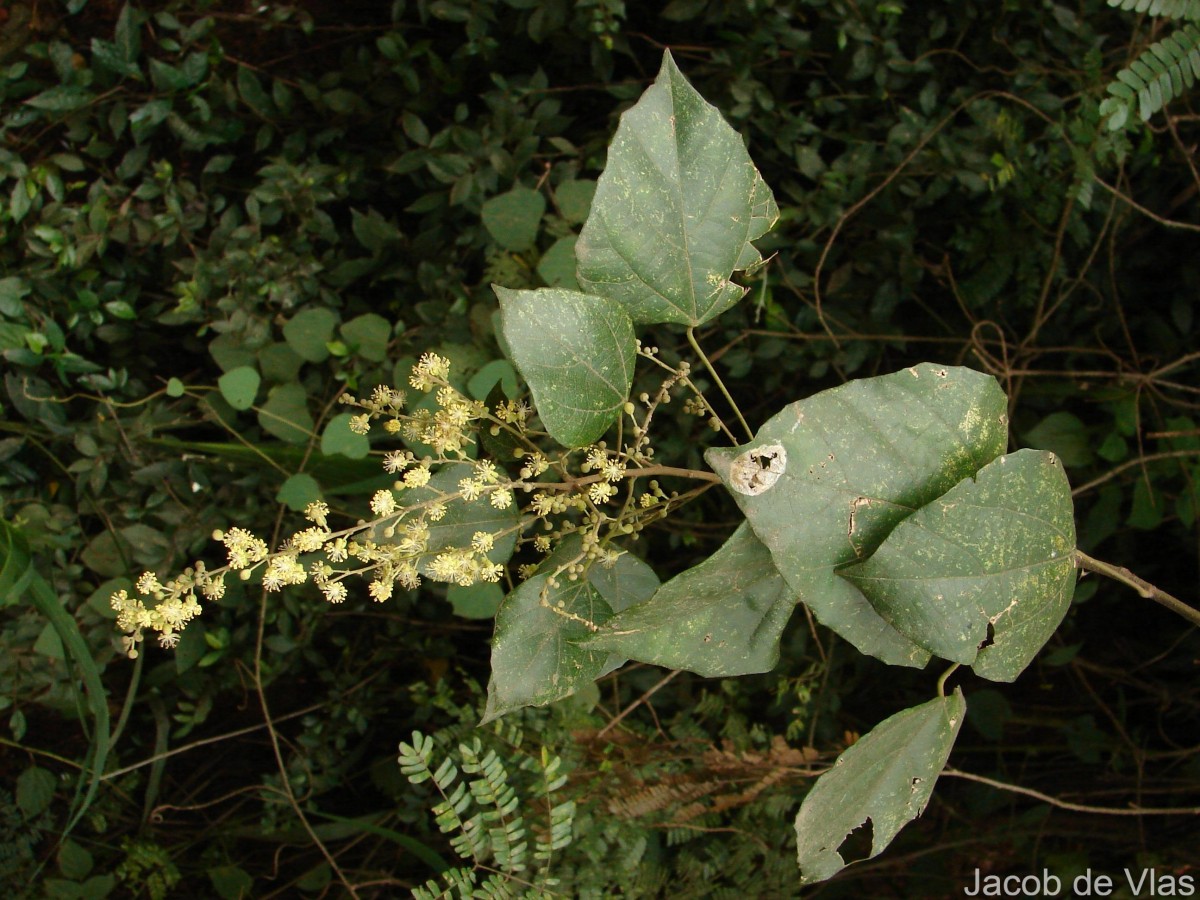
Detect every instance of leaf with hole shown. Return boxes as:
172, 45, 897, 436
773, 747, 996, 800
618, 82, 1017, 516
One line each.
840, 449, 1076, 681
794, 690, 966, 884
576, 50, 778, 326
705, 364, 1008, 667
495, 286, 635, 448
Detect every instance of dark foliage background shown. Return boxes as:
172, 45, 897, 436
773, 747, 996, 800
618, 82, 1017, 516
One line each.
1, 0, 1198, 896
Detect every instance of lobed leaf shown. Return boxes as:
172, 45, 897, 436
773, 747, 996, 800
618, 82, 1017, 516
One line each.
575, 50, 778, 326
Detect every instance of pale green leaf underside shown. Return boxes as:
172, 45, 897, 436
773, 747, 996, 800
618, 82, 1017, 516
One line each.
795, 690, 966, 884
584, 522, 794, 677
706, 364, 1008, 667
483, 537, 658, 722
494, 286, 635, 448
841, 449, 1077, 682
575, 50, 779, 326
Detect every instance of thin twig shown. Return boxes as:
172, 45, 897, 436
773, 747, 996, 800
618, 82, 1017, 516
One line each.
1074, 550, 1200, 628
597, 669, 682, 738
687, 328, 753, 441
942, 769, 1200, 815
1070, 449, 1200, 497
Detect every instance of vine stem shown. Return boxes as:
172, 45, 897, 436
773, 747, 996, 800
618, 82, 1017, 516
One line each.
1073, 550, 1200, 628
942, 769, 1200, 816
687, 327, 754, 442
935, 663, 960, 698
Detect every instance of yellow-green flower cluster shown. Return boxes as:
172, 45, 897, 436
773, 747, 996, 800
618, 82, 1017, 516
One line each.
342, 353, 487, 457
110, 563, 224, 656
109, 348, 695, 659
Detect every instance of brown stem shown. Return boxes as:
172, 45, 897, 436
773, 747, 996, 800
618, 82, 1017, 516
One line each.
521, 464, 722, 491
1073, 550, 1200, 629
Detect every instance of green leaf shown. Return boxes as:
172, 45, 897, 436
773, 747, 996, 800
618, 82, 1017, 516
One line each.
350, 209, 403, 256
282, 307, 338, 363
174, 621, 208, 675
1023, 411, 1093, 468
321, 413, 371, 459
208, 865, 254, 900
467, 359, 519, 402
494, 286, 635, 448
276, 473, 322, 511
840, 450, 1077, 681
0, 517, 36, 607
586, 550, 661, 615
81, 524, 168, 577
25, 86, 96, 113
339, 313, 391, 362
91, 38, 142, 79
536, 235, 580, 289
217, 366, 260, 411
257, 342, 304, 384
0, 276, 31, 317
576, 50, 779, 326
483, 537, 617, 723
481, 186, 546, 251
58, 838, 94, 880
585, 523, 794, 677
794, 690, 966, 884
165, 377, 185, 398
554, 179, 596, 224
10, 179, 32, 224
584, 549, 661, 677
35, 621, 65, 659
705, 364, 1008, 667
114, 3, 141, 65
237, 66, 275, 118
14, 526, 110, 837
258, 383, 314, 444
17, 765, 56, 817
447, 582, 504, 619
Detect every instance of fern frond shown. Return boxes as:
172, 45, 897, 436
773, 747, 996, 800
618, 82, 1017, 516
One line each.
1102, 23, 1200, 128
412, 865, 478, 900
534, 799, 576, 860
460, 740, 527, 871
398, 731, 437, 783
1108, 0, 1200, 20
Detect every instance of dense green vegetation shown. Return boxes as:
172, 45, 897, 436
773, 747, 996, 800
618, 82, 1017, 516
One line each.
2, 1, 1198, 896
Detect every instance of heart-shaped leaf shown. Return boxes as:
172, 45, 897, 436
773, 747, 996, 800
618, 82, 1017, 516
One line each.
495, 285, 635, 448
705, 364, 1008, 666
840, 449, 1076, 681
575, 50, 778, 326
